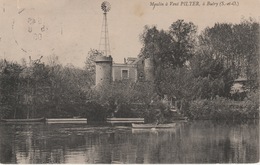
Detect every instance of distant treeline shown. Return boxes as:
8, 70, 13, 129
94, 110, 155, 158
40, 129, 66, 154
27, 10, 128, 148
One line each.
0, 18, 259, 120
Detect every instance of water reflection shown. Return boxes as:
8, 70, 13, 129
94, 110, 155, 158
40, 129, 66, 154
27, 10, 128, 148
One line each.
0, 120, 258, 164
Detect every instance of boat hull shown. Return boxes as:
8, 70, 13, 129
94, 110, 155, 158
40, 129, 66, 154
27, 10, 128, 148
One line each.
132, 123, 176, 129
106, 118, 144, 124
46, 118, 87, 124
0, 117, 46, 122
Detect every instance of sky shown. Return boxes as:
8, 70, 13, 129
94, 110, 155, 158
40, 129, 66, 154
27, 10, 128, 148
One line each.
0, 0, 259, 68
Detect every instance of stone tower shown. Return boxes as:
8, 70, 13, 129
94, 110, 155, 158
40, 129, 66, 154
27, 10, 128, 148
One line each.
144, 58, 155, 82
95, 55, 113, 86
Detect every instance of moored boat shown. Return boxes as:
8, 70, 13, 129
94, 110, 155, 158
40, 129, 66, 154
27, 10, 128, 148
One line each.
132, 123, 176, 129
106, 118, 144, 123
46, 118, 87, 124
0, 117, 46, 122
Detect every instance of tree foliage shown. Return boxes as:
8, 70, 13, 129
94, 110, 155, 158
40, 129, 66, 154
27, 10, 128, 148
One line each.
88, 81, 156, 118
139, 20, 197, 95
0, 56, 92, 119
84, 49, 103, 86
139, 18, 258, 102
139, 20, 197, 69
198, 19, 259, 90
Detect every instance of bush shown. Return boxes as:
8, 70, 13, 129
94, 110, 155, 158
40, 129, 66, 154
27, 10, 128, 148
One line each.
244, 91, 259, 118
187, 94, 259, 120
114, 104, 137, 118
0, 105, 12, 119
84, 101, 107, 121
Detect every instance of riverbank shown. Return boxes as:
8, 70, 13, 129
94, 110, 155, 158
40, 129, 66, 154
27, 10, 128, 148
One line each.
0, 90, 259, 123
1, 96, 258, 122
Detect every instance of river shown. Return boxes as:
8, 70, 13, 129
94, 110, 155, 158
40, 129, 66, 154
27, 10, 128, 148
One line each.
0, 120, 258, 164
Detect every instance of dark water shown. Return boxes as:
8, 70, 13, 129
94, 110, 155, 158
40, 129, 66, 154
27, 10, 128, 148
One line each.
0, 120, 259, 164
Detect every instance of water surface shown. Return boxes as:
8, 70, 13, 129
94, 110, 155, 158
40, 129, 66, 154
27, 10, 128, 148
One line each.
0, 120, 258, 163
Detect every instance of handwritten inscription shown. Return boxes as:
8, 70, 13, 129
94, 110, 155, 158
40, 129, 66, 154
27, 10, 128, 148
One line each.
150, 1, 239, 9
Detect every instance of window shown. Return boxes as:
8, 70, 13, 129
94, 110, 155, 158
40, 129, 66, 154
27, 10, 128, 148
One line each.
122, 69, 129, 79
139, 71, 144, 79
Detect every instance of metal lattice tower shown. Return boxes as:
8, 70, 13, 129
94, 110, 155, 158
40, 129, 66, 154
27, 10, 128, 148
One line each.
99, 1, 111, 56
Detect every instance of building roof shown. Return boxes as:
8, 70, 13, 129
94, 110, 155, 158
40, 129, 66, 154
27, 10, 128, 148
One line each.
113, 56, 144, 67
131, 56, 144, 65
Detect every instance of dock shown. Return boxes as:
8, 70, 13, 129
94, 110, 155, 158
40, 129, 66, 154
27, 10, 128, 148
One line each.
46, 118, 87, 124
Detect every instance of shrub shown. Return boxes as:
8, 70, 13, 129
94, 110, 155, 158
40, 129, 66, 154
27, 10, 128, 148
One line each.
84, 101, 107, 121
187, 94, 259, 120
114, 104, 137, 118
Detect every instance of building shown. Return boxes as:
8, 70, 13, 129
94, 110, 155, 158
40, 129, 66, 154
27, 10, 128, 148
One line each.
112, 57, 143, 82
112, 57, 154, 83
95, 56, 154, 85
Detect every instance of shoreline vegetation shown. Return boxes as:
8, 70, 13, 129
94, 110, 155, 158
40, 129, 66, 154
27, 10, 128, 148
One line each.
0, 18, 259, 122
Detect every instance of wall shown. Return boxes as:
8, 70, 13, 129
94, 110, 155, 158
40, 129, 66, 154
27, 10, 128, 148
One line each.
112, 63, 137, 82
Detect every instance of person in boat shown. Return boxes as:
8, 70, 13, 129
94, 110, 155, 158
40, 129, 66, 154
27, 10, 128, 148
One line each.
155, 109, 161, 125
154, 95, 171, 125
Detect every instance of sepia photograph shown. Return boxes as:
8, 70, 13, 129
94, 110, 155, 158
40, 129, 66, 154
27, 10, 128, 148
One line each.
0, 0, 259, 164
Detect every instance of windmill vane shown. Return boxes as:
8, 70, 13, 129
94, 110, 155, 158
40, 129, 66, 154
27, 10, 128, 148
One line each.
101, 1, 111, 13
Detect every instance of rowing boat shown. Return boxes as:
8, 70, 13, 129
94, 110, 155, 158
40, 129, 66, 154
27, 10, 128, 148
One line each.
132, 123, 176, 129
106, 118, 144, 123
46, 118, 87, 124
0, 117, 46, 122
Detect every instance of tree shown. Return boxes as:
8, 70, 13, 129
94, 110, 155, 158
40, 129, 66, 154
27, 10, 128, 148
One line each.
0, 60, 23, 118
18, 56, 50, 118
198, 19, 259, 95
169, 19, 197, 67
139, 20, 197, 95
233, 19, 259, 90
88, 81, 157, 118
139, 20, 197, 68
84, 49, 103, 86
